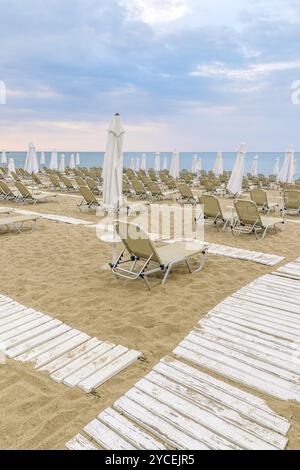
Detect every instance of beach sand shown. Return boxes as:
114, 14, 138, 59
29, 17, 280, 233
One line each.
0, 193, 300, 449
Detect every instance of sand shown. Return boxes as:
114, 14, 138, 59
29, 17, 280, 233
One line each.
0, 192, 299, 450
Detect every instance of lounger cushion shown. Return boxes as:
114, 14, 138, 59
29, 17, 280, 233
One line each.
156, 241, 206, 265
260, 216, 284, 227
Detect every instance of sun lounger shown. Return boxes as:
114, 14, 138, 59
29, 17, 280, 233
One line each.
112, 222, 208, 289
48, 174, 64, 191
250, 189, 278, 214
0, 181, 19, 200
283, 190, 300, 215
15, 181, 57, 204
131, 180, 148, 198
86, 177, 101, 195
78, 186, 101, 210
177, 183, 197, 204
232, 199, 285, 239
60, 176, 77, 191
199, 194, 233, 231
0, 215, 40, 233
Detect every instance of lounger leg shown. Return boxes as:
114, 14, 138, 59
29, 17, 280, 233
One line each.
185, 259, 192, 273
162, 264, 173, 285
195, 250, 208, 273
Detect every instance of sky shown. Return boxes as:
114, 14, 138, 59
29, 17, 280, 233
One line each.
0, 0, 300, 151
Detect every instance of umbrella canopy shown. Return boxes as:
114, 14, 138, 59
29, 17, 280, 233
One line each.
141, 153, 147, 171
213, 152, 223, 176
25, 142, 39, 174
130, 158, 135, 171
8, 158, 16, 174
40, 151, 45, 165
273, 157, 280, 176
191, 155, 198, 173
135, 157, 140, 172
1, 151, 7, 165
278, 145, 295, 183
251, 155, 259, 177
170, 150, 180, 178
69, 154, 75, 169
227, 143, 246, 196
59, 154, 65, 173
197, 157, 202, 174
163, 156, 168, 171
76, 153, 80, 166
154, 152, 160, 173
49, 150, 58, 170
102, 113, 125, 211
294, 158, 297, 177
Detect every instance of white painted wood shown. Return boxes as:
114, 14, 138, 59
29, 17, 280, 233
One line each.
232, 292, 300, 315
84, 419, 136, 450
99, 408, 166, 450
174, 345, 300, 401
0, 302, 20, 313
143, 372, 286, 449
65, 434, 99, 451
155, 360, 290, 435
0, 309, 39, 329
114, 395, 209, 450
0, 312, 43, 335
79, 349, 141, 393
35, 333, 91, 370
0, 305, 28, 319
0, 316, 56, 344
16, 328, 77, 363
61, 342, 118, 387
186, 333, 300, 383
125, 386, 239, 450
39, 337, 99, 374
6, 323, 69, 358
238, 287, 300, 306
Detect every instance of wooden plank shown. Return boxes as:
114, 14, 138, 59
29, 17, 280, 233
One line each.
79, 349, 141, 393
38, 337, 100, 374
65, 434, 99, 451
114, 395, 209, 450
156, 359, 290, 435
188, 331, 300, 381
99, 408, 166, 450
143, 372, 286, 449
0, 312, 43, 335
238, 287, 300, 306
0, 309, 39, 329
0, 302, 20, 313
16, 328, 77, 363
0, 305, 28, 320
233, 292, 300, 315
84, 419, 136, 450
62, 342, 119, 387
0, 316, 56, 344
174, 345, 300, 401
125, 386, 239, 450
34, 333, 91, 369
6, 323, 70, 358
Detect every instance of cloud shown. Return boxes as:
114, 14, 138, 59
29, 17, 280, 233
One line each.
119, 0, 188, 24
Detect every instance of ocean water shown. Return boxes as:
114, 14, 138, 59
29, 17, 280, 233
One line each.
3, 151, 300, 178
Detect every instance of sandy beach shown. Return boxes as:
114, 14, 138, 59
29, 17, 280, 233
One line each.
0, 193, 299, 449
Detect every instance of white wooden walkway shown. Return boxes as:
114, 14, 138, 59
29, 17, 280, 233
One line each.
66, 259, 300, 450
0, 295, 141, 393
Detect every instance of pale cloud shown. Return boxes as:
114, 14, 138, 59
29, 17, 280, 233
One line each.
119, 0, 188, 24
191, 60, 300, 81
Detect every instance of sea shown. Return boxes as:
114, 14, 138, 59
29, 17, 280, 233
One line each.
3, 151, 300, 178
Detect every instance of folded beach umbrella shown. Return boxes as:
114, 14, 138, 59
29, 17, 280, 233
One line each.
191, 154, 198, 174
135, 157, 140, 172
76, 152, 80, 166
278, 145, 294, 183
49, 150, 58, 170
25, 142, 39, 174
169, 149, 180, 178
8, 158, 16, 174
294, 158, 297, 177
213, 152, 223, 176
1, 151, 7, 165
102, 113, 125, 211
69, 154, 75, 169
154, 152, 161, 173
141, 153, 147, 171
163, 156, 168, 171
273, 157, 280, 177
251, 155, 259, 177
59, 154, 65, 173
197, 157, 202, 174
227, 143, 246, 196
40, 151, 45, 166
130, 158, 135, 171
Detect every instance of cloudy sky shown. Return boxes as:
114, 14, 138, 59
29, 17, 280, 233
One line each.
0, 0, 300, 151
